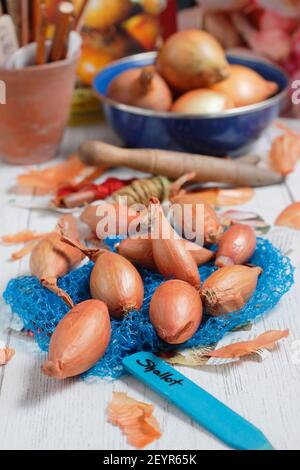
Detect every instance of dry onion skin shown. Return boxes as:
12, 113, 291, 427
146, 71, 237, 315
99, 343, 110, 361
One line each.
107, 66, 172, 112
215, 224, 256, 267
172, 89, 234, 114
210, 65, 278, 107
0, 348, 15, 366
30, 215, 84, 308
156, 29, 230, 92
150, 280, 203, 344
150, 198, 201, 288
42, 299, 111, 379
201, 265, 262, 316
275, 202, 300, 230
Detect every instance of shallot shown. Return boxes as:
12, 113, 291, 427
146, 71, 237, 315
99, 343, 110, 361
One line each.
107, 66, 172, 112
210, 65, 278, 107
201, 265, 262, 316
149, 198, 201, 288
42, 300, 111, 379
61, 237, 144, 319
156, 30, 230, 92
215, 224, 256, 267
275, 202, 300, 230
30, 215, 84, 308
150, 280, 203, 344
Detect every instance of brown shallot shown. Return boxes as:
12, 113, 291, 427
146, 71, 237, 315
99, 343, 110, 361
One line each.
0, 348, 15, 366
215, 224, 256, 267
61, 237, 144, 319
171, 89, 234, 114
150, 280, 203, 344
42, 300, 111, 379
201, 265, 262, 316
80, 202, 140, 238
116, 237, 214, 270
149, 198, 201, 288
30, 215, 84, 308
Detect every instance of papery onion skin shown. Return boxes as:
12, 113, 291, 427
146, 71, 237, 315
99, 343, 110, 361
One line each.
117, 237, 214, 270
201, 265, 262, 316
150, 280, 203, 344
42, 300, 111, 379
156, 30, 230, 92
275, 202, 300, 230
171, 89, 234, 114
210, 65, 278, 107
150, 198, 201, 288
107, 67, 172, 111
90, 251, 144, 319
215, 224, 256, 267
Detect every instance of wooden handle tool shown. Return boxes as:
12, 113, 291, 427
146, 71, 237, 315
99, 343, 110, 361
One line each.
79, 141, 283, 187
20, 0, 30, 46
49, 1, 74, 62
35, 4, 47, 66
72, 0, 89, 32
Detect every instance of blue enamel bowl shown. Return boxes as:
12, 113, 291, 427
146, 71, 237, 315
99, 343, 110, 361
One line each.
93, 51, 288, 156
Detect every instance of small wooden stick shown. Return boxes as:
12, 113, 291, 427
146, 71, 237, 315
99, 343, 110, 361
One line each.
72, 0, 89, 32
20, 0, 30, 46
49, 1, 74, 63
31, 0, 41, 42
36, 4, 47, 66
79, 141, 284, 188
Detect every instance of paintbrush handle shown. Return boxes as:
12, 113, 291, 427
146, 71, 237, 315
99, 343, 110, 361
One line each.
49, 1, 74, 63
123, 352, 274, 451
79, 140, 283, 187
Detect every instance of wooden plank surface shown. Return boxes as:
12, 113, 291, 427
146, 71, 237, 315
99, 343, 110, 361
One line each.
0, 121, 300, 450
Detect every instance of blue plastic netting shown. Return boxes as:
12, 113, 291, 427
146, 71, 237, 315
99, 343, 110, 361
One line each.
3, 237, 294, 380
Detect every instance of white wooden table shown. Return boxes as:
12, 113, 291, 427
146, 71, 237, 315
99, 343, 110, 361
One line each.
1, 121, 300, 451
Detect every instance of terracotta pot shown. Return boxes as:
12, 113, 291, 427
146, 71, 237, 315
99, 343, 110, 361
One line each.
0, 54, 79, 165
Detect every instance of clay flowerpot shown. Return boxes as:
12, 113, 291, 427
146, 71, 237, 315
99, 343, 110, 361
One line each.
0, 52, 79, 165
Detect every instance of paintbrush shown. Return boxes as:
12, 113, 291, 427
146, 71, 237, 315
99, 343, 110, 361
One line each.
31, 0, 42, 43
35, 3, 47, 66
20, 0, 30, 46
72, 0, 89, 32
124, 352, 274, 450
49, 1, 74, 63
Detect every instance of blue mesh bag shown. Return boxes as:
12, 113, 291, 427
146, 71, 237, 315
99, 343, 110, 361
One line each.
3, 236, 294, 380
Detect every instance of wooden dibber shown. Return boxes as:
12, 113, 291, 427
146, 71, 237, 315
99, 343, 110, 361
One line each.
79, 141, 283, 187
49, 1, 74, 63
35, 4, 47, 66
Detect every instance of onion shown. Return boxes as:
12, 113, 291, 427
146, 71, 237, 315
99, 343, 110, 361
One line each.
150, 198, 201, 288
201, 265, 262, 316
107, 66, 172, 111
80, 202, 140, 238
156, 30, 230, 92
150, 280, 203, 344
117, 236, 214, 270
171, 89, 234, 114
60, 237, 144, 319
210, 65, 278, 107
215, 224, 256, 267
42, 300, 111, 379
275, 202, 300, 230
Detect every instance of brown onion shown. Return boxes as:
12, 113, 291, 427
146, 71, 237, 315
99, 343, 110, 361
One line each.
117, 236, 214, 270
215, 224, 256, 267
172, 89, 234, 114
30, 215, 84, 307
80, 202, 140, 238
150, 280, 203, 344
42, 300, 111, 379
107, 66, 172, 111
210, 65, 278, 107
150, 198, 201, 288
156, 30, 230, 92
275, 202, 300, 230
201, 265, 262, 316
